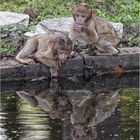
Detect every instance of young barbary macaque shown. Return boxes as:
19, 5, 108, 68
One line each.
16, 31, 73, 77
69, 3, 120, 56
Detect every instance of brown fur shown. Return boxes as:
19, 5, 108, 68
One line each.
16, 31, 72, 77
69, 3, 120, 55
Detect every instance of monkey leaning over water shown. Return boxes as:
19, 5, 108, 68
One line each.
16, 31, 73, 77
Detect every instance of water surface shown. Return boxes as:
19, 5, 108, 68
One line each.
0, 76, 139, 140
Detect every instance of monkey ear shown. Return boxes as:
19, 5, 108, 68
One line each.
92, 9, 96, 17
72, 6, 75, 14
47, 39, 55, 46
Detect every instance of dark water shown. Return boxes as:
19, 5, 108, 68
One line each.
0, 75, 139, 140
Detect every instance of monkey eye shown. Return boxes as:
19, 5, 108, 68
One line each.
59, 39, 65, 45
75, 13, 80, 17
82, 15, 86, 18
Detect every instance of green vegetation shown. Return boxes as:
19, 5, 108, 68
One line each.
0, 41, 17, 53
120, 88, 139, 140
0, 0, 139, 54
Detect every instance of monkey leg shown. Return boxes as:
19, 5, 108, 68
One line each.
95, 46, 119, 56
94, 50, 113, 56
16, 57, 35, 64
95, 39, 119, 56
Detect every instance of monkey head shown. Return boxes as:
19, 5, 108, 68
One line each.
72, 124, 97, 140
53, 35, 73, 63
56, 36, 72, 52
72, 3, 92, 25
50, 31, 73, 53
49, 91, 72, 119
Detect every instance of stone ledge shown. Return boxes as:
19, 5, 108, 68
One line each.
0, 61, 51, 81
1, 72, 139, 93
0, 47, 139, 81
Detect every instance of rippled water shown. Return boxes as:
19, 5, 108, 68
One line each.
0, 76, 139, 140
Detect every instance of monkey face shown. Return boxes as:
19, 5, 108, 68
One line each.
57, 50, 69, 63
74, 12, 88, 25
72, 125, 97, 140
72, 3, 92, 25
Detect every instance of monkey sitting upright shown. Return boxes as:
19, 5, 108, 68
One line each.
16, 31, 73, 77
69, 3, 120, 56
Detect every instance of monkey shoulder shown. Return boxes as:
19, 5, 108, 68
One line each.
95, 17, 115, 34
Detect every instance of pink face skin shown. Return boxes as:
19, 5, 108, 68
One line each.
73, 12, 87, 32
58, 50, 69, 63
73, 23, 83, 33
74, 12, 87, 25
55, 50, 69, 68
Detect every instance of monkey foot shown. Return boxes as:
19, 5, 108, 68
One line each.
94, 50, 112, 56
16, 58, 35, 65
94, 50, 120, 56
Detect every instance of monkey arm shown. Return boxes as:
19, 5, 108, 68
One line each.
80, 28, 98, 44
17, 38, 38, 57
81, 26, 99, 43
16, 37, 38, 64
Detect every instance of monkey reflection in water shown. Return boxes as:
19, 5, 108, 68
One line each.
17, 83, 119, 140
71, 90, 119, 140
17, 80, 72, 119
16, 31, 73, 77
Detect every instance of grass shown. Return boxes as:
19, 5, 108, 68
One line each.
0, 41, 17, 53
1, 0, 139, 24
0, 0, 139, 54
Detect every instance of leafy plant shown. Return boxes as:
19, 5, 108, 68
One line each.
0, 41, 17, 53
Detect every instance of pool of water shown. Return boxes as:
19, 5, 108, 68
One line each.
0, 75, 139, 140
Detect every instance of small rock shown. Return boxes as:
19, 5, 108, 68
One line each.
25, 17, 123, 39
0, 11, 29, 27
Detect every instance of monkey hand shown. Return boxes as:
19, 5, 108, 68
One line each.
26, 58, 35, 64
73, 23, 84, 33
55, 60, 62, 68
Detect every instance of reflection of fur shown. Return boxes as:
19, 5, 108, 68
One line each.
17, 87, 119, 140
17, 85, 72, 119
71, 90, 119, 126
36, 90, 72, 119
71, 90, 119, 140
